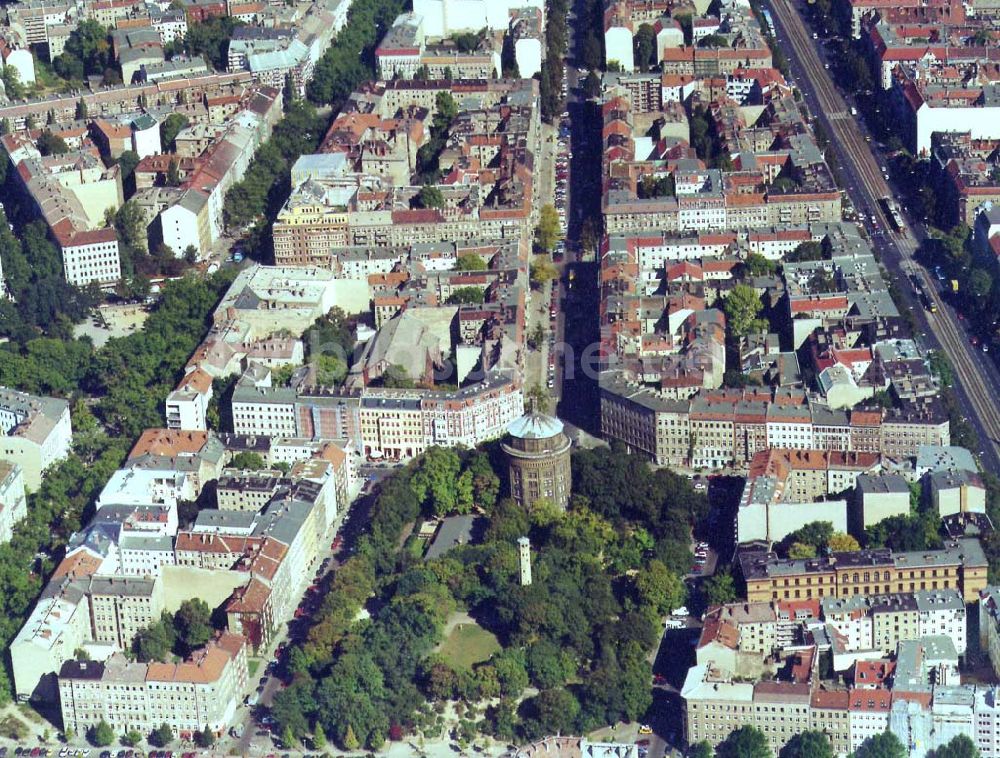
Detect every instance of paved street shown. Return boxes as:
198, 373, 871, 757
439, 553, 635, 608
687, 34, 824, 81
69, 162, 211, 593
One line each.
765, 0, 1000, 472
227, 474, 374, 755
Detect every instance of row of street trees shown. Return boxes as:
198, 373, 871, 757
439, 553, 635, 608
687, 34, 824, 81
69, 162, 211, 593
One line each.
699, 726, 978, 758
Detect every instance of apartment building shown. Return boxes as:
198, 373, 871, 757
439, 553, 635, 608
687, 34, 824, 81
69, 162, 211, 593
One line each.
87, 575, 164, 650
165, 369, 214, 431
739, 539, 988, 603
412, 0, 542, 36
810, 689, 852, 756
10, 578, 93, 702
125, 428, 226, 496
1, 133, 123, 287
696, 602, 779, 677
929, 470, 987, 518
0, 386, 73, 491
854, 472, 911, 529
5, 0, 74, 46
229, 370, 524, 461
0, 462, 27, 544
681, 665, 755, 747
932, 132, 1000, 227
58, 632, 248, 739
216, 470, 286, 511
232, 385, 299, 437
978, 587, 1000, 680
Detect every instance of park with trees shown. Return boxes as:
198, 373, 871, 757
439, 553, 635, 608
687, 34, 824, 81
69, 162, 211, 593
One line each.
266, 441, 707, 750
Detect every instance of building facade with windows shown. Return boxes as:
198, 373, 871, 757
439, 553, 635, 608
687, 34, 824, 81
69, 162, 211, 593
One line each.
58, 632, 248, 739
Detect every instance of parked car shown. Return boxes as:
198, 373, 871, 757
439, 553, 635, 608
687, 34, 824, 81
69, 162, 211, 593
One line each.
672, 606, 689, 617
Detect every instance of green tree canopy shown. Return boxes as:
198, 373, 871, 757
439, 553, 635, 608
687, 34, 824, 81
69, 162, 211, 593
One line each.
854, 732, 906, 758
114, 200, 148, 254
634, 559, 686, 615
90, 719, 114, 747
194, 725, 216, 748
1, 66, 26, 100
416, 185, 445, 209
149, 722, 173, 747
159, 113, 190, 152
530, 256, 558, 288
410, 447, 465, 516
230, 451, 266, 470
634, 24, 657, 70
55, 20, 111, 79
724, 284, 768, 337
788, 240, 824, 262
787, 541, 817, 559
704, 569, 738, 606
174, 598, 214, 653
445, 286, 485, 305
780, 521, 834, 556
716, 726, 771, 758
455, 253, 487, 271
779, 730, 834, 758
181, 17, 243, 70
536, 204, 561, 253
743, 252, 777, 277
929, 734, 979, 758
37, 131, 69, 156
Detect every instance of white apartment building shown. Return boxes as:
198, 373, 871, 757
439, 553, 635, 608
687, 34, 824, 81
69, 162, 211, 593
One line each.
118, 533, 176, 578
150, 9, 187, 44
0, 386, 72, 491
975, 687, 1000, 758
765, 412, 815, 449
96, 467, 193, 512
231, 385, 298, 437
604, 24, 634, 72
848, 689, 891, 750
61, 229, 123, 287
821, 595, 874, 651
164, 369, 214, 432
0, 461, 27, 544
915, 589, 967, 655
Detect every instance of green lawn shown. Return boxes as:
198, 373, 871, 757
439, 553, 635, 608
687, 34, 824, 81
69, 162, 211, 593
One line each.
437, 621, 500, 670
248, 659, 261, 678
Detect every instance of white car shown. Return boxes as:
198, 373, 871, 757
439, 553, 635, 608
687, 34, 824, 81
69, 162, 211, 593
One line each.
672, 606, 689, 617
664, 618, 684, 629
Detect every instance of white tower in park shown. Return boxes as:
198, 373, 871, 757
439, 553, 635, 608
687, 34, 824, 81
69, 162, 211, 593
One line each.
518, 536, 532, 586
